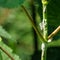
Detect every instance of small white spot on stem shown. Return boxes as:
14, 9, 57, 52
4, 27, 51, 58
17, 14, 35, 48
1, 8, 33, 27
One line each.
48, 38, 52, 42
43, 6, 46, 13
41, 43, 45, 50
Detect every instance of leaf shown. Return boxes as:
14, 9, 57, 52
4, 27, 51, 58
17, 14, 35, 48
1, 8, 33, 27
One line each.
0, 0, 25, 8
47, 0, 60, 27
0, 50, 2, 60
0, 26, 12, 40
48, 39, 60, 47
0, 41, 21, 60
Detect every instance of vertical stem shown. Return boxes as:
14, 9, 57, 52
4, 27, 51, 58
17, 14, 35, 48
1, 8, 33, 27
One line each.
41, 43, 47, 60
41, 0, 48, 60
42, 1, 48, 40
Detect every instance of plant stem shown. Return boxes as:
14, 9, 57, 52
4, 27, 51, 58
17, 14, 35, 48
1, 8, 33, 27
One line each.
48, 26, 60, 39
41, 43, 47, 60
21, 5, 47, 43
0, 46, 14, 60
42, 1, 48, 40
41, 0, 48, 60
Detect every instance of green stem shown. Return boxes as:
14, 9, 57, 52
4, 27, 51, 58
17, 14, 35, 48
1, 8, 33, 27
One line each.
42, 3, 48, 40
41, 43, 47, 60
41, 0, 48, 60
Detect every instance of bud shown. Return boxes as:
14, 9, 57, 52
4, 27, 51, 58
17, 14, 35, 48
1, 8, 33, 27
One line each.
42, 0, 48, 5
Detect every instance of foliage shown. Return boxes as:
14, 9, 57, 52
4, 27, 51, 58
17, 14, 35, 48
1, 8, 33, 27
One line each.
0, 40, 21, 60
0, 26, 12, 39
0, 0, 24, 8
0, 0, 60, 60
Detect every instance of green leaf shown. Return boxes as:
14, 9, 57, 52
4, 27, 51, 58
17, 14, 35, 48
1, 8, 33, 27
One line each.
0, 0, 25, 8
47, 0, 60, 27
48, 39, 60, 47
0, 41, 21, 60
0, 50, 2, 60
0, 26, 12, 40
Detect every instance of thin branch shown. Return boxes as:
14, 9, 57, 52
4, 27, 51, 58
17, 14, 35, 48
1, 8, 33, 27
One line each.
21, 5, 47, 43
41, 0, 48, 60
48, 26, 60, 39
0, 46, 14, 60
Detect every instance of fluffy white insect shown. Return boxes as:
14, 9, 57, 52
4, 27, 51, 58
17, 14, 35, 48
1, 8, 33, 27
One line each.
39, 20, 44, 30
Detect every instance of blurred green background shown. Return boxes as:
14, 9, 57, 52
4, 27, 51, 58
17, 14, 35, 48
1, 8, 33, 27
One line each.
0, 0, 60, 60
